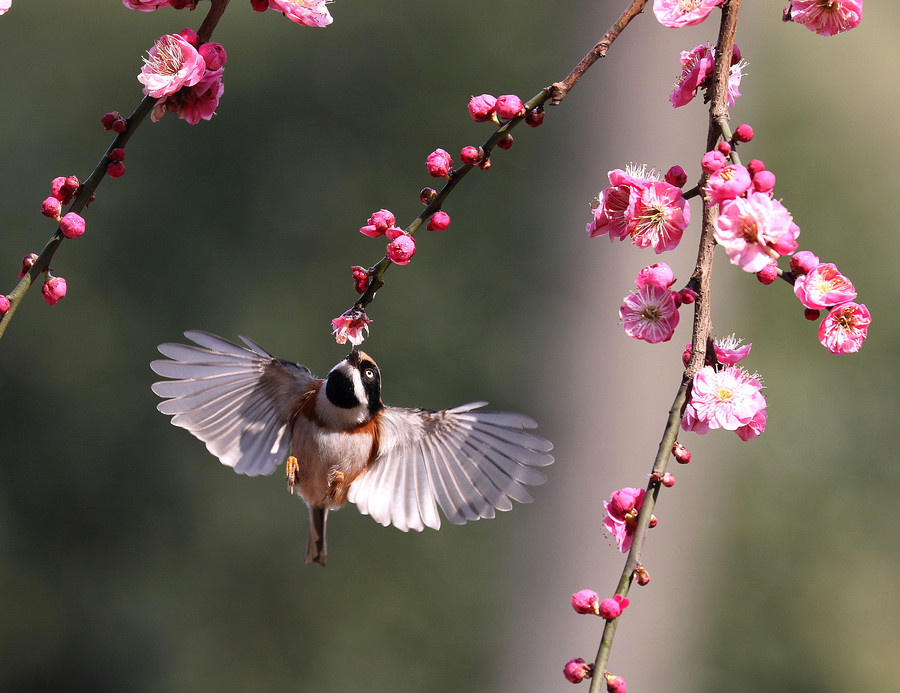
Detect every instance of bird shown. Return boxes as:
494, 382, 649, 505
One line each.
150, 331, 554, 565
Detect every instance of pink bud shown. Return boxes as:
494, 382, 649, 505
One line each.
563, 658, 593, 684
570, 589, 600, 615
497, 134, 513, 150
680, 288, 697, 304
426, 148, 453, 178
427, 210, 450, 231
41, 275, 67, 306
0, 295, 10, 315
108, 147, 126, 162
701, 150, 726, 174
525, 107, 545, 127
635, 262, 675, 289
19, 253, 38, 277
633, 566, 651, 586
460, 146, 483, 164
751, 170, 776, 193
733, 123, 754, 142
790, 250, 820, 276
467, 94, 497, 122
660, 472, 675, 487
420, 187, 437, 205
384, 226, 404, 241
386, 234, 416, 265
179, 27, 200, 46
199, 42, 227, 70
495, 94, 525, 120
747, 159, 766, 177
804, 308, 821, 321
664, 165, 687, 188
50, 176, 80, 204
368, 209, 395, 231
351, 266, 369, 294
59, 212, 86, 239
730, 44, 742, 64
41, 197, 62, 219
107, 161, 126, 178
672, 442, 691, 464
717, 140, 732, 156
605, 673, 627, 693
682, 343, 692, 368
756, 264, 778, 285
597, 594, 629, 620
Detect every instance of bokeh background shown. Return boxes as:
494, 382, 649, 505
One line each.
1, 2, 897, 692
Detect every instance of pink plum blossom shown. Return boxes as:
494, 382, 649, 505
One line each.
654, 0, 724, 27
0, 0, 12, 15
670, 43, 744, 108
790, 250, 820, 275
788, 0, 862, 36
818, 301, 870, 354
59, 212, 86, 239
563, 658, 593, 684
793, 263, 857, 309
619, 283, 680, 344
603, 487, 646, 552
427, 211, 450, 231
631, 181, 691, 253
268, 0, 334, 27
683, 365, 767, 433
735, 409, 767, 441
635, 262, 676, 289
426, 149, 453, 178
704, 164, 752, 206
139, 34, 207, 99
331, 310, 372, 346
606, 674, 627, 693
714, 192, 800, 273
495, 94, 525, 120
467, 94, 497, 122
386, 234, 416, 265
359, 209, 396, 237
152, 67, 225, 124
712, 334, 752, 364
597, 594, 630, 620
41, 275, 67, 306
570, 590, 601, 615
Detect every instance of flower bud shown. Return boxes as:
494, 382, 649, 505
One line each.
251, 0, 269, 10
717, 140, 732, 156
495, 94, 525, 120
199, 42, 227, 70
427, 210, 450, 231
664, 165, 687, 188
747, 159, 766, 177
419, 188, 437, 205
107, 161, 126, 178
0, 295, 10, 315
467, 94, 497, 122
756, 264, 778, 285
179, 27, 199, 46
460, 145, 483, 164
790, 250, 820, 276
733, 123, 754, 142
386, 234, 416, 265
680, 288, 697, 304
660, 472, 675, 487
101, 111, 121, 130
108, 147, 126, 162
478, 157, 492, 170
59, 212, 86, 239
633, 566, 651, 586
804, 308, 821, 321
41, 197, 62, 219
563, 658, 593, 684
672, 441, 691, 464
570, 589, 600, 615
425, 148, 453, 178
41, 275, 67, 306
19, 253, 38, 277
649, 515, 658, 528
605, 673, 627, 693
701, 150, 726, 174
497, 134, 514, 150
751, 169, 776, 193
597, 594, 629, 620
525, 107, 545, 127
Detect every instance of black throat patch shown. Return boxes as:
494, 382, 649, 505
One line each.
325, 368, 359, 409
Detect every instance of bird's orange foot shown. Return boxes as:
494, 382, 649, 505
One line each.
286, 456, 301, 493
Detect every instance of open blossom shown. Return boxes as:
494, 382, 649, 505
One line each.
152, 67, 225, 124
818, 301, 870, 354
139, 34, 207, 98
670, 43, 744, 108
123, 0, 174, 9
736, 409, 767, 441
787, 0, 862, 36
331, 310, 372, 346
793, 263, 856, 310
714, 192, 800, 273
620, 282, 679, 344
0, 0, 11, 15
268, 0, 334, 27
682, 365, 766, 434
603, 487, 646, 552
631, 181, 690, 253
712, 334, 752, 364
654, 0, 723, 27
704, 164, 752, 206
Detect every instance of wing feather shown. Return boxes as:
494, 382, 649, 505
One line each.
150, 332, 316, 476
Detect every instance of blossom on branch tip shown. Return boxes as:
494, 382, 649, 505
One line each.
268, 0, 334, 27
603, 487, 646, 553
619, 282, 680, 344
386, 233, 416, 265
818, 301, 870, 354
714, 192, 800, 273
786, 0, 862, 36
331, 310, 372, 346
793, 262, 856, 310
139, 34, 207, 98
426, 149, 453, 179
654, 0, 724, 27
41, 275, 67, 306
563, 658, 593, 684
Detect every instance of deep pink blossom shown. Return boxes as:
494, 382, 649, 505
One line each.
42, 197, 62, 219
571, 590, 601, 615
670, 43, 744, 108
788, 0, 862, 36
603, 487, 646, 552
818, 301, 870, 354
620, 283, 679, 344
41, 275, 67, 306
683, 365, 767, 433
793, 263, 856, 309
152, 67, 225, 124
751, 169, 776, 193
0, 295, 9, 315
635, 262, 676, 289
386, 234, 416, 265
735, 409, 767, 441
123, 0, 172, 10
359, 209, 396, 238
733, 123, 754, 142
495, 94, 525, 120
199, 42, 228, 71
665, 165, 688, 188
587, 181, 641, 241
268, 0, 333, 27
606, 674, 627, 693
59, 212, 86, 239
427, 211, 450, 231
426, 149, 453, 178
790, 250, 820, 276
714, 192, 800, 273
597, 594, 630, 620
705, 164, 752, 206
467, 94, 497, 122
563, 658, 593, 684
139, 34, 206, 99
701, 149, 727, 174
331, 310, 372, 346
654, 0, 724, 27
631, 182, 691, 253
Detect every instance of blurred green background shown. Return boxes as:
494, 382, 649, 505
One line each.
1, 2, 897, 692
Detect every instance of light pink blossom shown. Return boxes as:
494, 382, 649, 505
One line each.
331, 310, 372, 346
683, 365, 766, 432
714, 192, 800, 273
619, 283, 680, 344
818, 301, 870, 354
654, 0, 724, 27
268, 0, 334, 27
603, 487, 646, 553
712, 334, 752, 364
139, 34, 207, 98
704, 164, 752, 206
0, 0, 12, 15
793, 262, 856, 310
735, 409, 767, 441
670, 43, 744, 108
123, 0, 173, 9
788, 0, 862, 36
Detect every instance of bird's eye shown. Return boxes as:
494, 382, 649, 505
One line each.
364, 368, 375, 380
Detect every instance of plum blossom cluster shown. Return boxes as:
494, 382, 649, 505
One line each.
670, 43, 745, 108
571, 590, 630, 621
783, 0, 863, 36
681, 336, 768, 441
586, 165, 691, 254
138, 32, 227, 125
358, 209, 418, 267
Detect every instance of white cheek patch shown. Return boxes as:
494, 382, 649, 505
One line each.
317, 361, 370, 428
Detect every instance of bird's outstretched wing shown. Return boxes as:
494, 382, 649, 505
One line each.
150, 331, 316, 476
347, 403, 554, 532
